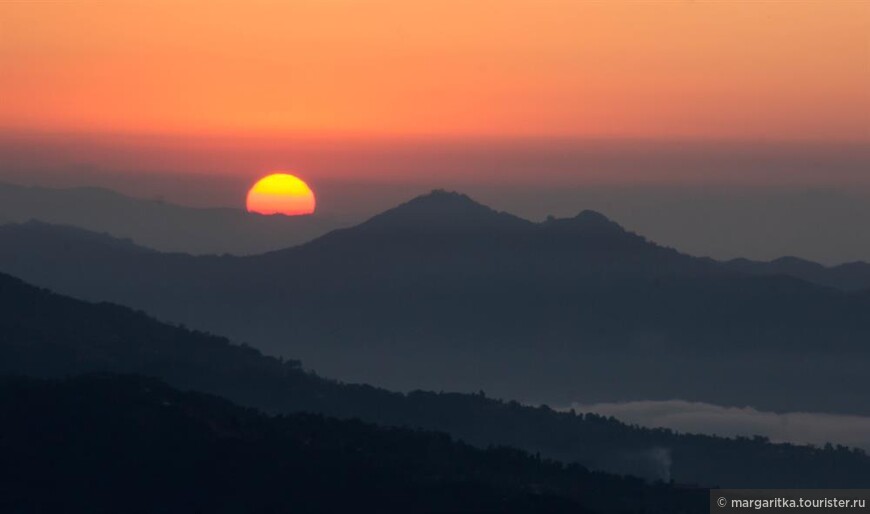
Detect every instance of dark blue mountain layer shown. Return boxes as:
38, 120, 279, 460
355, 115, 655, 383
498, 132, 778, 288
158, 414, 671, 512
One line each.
1, 191, 869, 414
2, 271, 868, 489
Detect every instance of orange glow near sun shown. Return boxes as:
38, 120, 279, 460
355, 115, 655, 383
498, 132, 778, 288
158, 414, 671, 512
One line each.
1, 2, 867, 142
246, 173, 316, 216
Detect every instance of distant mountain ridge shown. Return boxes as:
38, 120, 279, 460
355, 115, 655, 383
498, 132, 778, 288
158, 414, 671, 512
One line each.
2, 219, 153, 254
266, 189, 709, 276
724, 256, 870, 292
1, 190, 870, 415
5, 180, 868, 290
0, 181, 343, 255
361, 189, 533, 231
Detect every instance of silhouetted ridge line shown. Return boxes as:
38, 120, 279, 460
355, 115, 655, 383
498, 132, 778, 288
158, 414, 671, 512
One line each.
541, 209, 640, 241
3, 374, 714, 513
356, 189, 533, 232
2, 270, 870, 489
0, 180, 343, 255
0, 220, 154, 253
724, 256, 870, 292
4, 192, 870, 422
571, 210, 626, 230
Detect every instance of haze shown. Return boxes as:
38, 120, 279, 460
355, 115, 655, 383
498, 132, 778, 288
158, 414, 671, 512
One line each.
2, 133, 869, 263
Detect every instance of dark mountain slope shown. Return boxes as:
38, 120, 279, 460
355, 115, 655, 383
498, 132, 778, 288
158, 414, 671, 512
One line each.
2, 271, 870, 489
1, 374, 711, 514
1, 191, 869, 413
261, 190, 711, 277
352, 189, 534, 232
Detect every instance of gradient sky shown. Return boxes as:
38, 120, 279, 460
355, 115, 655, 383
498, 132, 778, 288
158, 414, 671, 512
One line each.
1, 0, 868, 140
2, 0, 870, 265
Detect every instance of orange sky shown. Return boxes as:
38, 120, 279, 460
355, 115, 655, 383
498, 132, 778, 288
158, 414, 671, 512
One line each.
0, 1, 868, 141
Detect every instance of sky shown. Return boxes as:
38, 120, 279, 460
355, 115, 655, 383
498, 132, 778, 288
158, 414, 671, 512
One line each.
1, 1, 869, 263
1, 0, 867, 140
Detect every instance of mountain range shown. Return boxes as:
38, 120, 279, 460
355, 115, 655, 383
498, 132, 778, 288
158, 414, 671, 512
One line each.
6, 180, 870, 289
1, 190, 869, 415
2, 270, 868, 490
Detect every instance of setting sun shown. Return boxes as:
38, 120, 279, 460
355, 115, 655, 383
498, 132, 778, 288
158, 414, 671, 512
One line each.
246, 173, 316, 216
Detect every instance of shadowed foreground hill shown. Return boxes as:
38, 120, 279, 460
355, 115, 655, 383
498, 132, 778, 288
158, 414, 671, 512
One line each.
0, 374, 710, 514
1, 191, 870, 414
2, 272, 869, 488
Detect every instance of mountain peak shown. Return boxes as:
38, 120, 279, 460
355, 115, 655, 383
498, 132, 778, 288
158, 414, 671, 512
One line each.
406, 189, 484, 210
573, 209, 617, 225
359, 190, 532, 232
770, 256, 823, 269
542, 209, 627, 234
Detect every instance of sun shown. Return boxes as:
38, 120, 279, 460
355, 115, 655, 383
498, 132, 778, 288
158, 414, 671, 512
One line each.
246, 173, 316, 216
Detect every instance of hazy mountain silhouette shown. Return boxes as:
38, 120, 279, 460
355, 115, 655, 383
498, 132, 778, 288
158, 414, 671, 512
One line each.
267, 190, 717, 285
724, 256, 870, 292
4, 180, 869, 287
2, 270, 869, 489
0, 219, 153, 255
3, 374, 718, 514
0, 181, 342, 255
1, 190, 870, 415
356, 189, 533, 231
